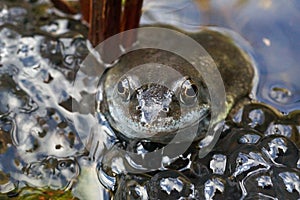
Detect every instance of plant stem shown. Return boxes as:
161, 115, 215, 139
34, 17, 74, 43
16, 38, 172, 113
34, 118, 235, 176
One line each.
87, 0, 143, 47
80, 0, 91, 23
105, 0, 122, 39
88, 0, 105, 47
121, 0, 143, 48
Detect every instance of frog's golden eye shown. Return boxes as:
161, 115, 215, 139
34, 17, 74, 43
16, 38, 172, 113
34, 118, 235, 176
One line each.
180, 79, 198, 105
117, 78, 131, 101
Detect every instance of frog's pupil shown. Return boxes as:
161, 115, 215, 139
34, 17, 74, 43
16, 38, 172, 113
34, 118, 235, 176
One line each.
186, 84, 198, 97
117, 81, 125, 94
162, 107, 169, 112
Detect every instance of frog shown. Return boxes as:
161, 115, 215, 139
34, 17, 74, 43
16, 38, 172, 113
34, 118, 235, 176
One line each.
97, 25, 255, 144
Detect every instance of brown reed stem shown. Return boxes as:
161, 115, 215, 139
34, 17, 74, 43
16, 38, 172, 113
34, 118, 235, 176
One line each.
88, 0, 105, 47
121, 0, 143, 48
87, 0, 143, 47
79, 0, 91, 23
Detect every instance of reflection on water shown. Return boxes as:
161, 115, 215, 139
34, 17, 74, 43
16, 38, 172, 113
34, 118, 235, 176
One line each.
142, 0, 300, 112
0, 0, 299, 199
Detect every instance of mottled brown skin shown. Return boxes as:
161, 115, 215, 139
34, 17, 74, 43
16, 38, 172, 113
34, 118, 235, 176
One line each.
189, 29, 254, 109
99, 26, 254, 143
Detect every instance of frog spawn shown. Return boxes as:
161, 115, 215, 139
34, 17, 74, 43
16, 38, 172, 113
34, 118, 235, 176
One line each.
97, 102, 300, 199
0, 107, 83, 193
227, 103, 300, 199
0, 1, 89, 197
20, 156, 79, 190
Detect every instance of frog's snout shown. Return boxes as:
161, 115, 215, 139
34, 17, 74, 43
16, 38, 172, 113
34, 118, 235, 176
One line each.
137, 102, 168, 126
136, 84, 173, 126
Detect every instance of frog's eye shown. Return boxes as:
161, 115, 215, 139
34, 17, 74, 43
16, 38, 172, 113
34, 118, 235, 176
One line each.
117, 77, 131, 101
179, 79, 198, 105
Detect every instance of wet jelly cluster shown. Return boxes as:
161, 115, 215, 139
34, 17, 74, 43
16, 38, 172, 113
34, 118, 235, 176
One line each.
97, 102, 300, 199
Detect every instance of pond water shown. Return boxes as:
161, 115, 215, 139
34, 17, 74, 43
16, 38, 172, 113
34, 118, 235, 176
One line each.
142, 0, 300, 113
0, 0, 299, 199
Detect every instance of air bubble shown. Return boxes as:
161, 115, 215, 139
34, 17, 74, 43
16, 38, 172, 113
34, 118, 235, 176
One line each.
269, 86, 293, 104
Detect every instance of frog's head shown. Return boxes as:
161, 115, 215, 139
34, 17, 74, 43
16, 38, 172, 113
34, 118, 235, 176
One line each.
99, 53, 211, 143
117, 75, 205, 126
101, 65, 210, 142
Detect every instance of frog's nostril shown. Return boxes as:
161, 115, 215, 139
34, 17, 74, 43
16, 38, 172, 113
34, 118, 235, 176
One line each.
141, 122, 146, 126
140, 122, 150, 128
162, 107, 169, 112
